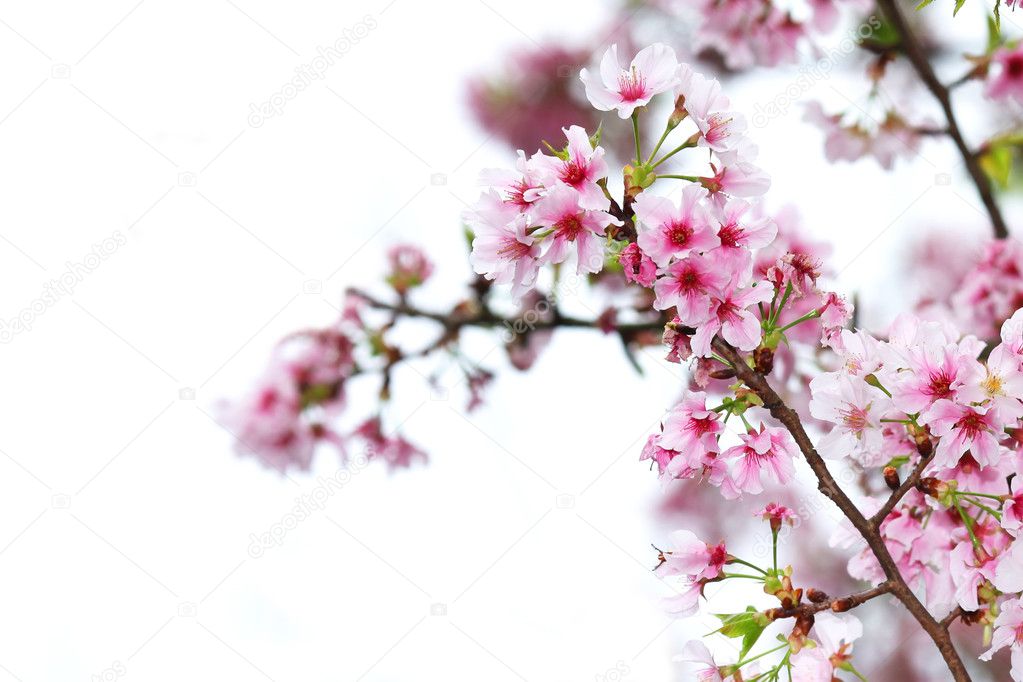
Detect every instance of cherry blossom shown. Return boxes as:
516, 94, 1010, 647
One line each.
580, 43, 680, 118
634, 186, 719, 267
722, 425, 798, 495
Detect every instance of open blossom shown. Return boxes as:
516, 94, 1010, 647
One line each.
478, 149, 547, 208
702, 156, 771, 198
690, 283, 775, 356
676, 64, 747, 155
634, 186, 719, 267
533, 185, 618, 274
891, 344, 979, 415
653, 254, 729, 319
923, 400, 1002, 469
580, 43, 680, 118
988, 44, 1023, 102
809, 373, 892, 461
660, 391, 723, 455
466, 195, 539, 298
722, 425, 798, 495
709, 197, 776, 276
535, 125, 608, 210
656, 529, 727, 581
1003, 308, 1023, 359
961, 345, 1023, 421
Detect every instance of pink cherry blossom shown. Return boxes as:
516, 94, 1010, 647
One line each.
662, 579, 702, 616
988, 44, 1023, 102
635, 186, 719, 267
755, 502, 797, 528
478, 149, 547, 208
533, 185, 618, 274
580, 43, 680, 119
892, 344, 979, 415
808, 373, 892, 461
722, 425, 798, 495
660, 391, 723, 455
653, 254, 730, 320
466, 195, 540, 298
961, 345, 1023, 421
675, 64, 748, 155
1005, 493, 1023, 537
709, 197, 776, 276
923, 399, 1002, 469
656, 529, 727, 581
690, 283, 775, 356
535, 125, 608, 209
701, 157, 771, 198
790, 612, 862, 682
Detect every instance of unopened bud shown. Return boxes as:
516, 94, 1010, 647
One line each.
883, 466, 900, 491
668, 95, 688, 129
807, 588, 829, 604
754, 347, 775, 374
709, 368, 737, 380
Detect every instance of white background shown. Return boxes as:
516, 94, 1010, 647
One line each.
0, 1, 1012, 680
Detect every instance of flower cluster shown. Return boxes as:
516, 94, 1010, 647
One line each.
803, 101, 929, 170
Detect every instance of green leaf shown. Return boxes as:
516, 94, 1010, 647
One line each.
915, 0, 936, 8
714, 607, 770, 659
992, 0, 1002, 37
953, 0, 968, 16
980, 144, 1013, 188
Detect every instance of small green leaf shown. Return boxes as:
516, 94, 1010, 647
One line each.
992, 1, 1002, 37
980, 144, 1013, 189
915, 0, 936, 8
953, 0, 968, 16
714, 607, 770, 659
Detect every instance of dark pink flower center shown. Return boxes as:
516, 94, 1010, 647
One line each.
668, 220, 694, 247
840, 404, 868, 433
617, 68, 647, 102
927, 371, 955, 400
718, 223, 740, 248
561, 161, 588, 186
1008, 55, 1023, 78
554, 214, 583, 241
955, 411, 988, 438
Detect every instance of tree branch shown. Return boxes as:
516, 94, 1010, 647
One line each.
712, 337, 972, 681
875, 0, 1009, 240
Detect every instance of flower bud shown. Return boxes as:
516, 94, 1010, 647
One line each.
883, 466, 900, 491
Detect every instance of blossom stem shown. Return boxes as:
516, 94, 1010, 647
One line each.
954, 501, 982, 551
722, 572, 765, 580
736, 643, 789, 670
964, 497, 1002, 520
650, 140, 696, 169
631, 112, 642, 164
728, 556, 769, 575
646, 123, 674, 165
775, 309, 820, 333
655, 173, 699, 181
772, 528, 779, 573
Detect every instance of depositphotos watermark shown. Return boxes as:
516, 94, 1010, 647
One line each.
0, 230, 127, 343
247, 15, 378, 127
750, 15, 883, 128
246, 453, 370, 558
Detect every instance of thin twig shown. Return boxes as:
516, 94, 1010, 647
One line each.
875, 0, 1009, 239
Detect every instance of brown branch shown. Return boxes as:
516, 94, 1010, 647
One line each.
766, 582, 894, 622
875, 0, 1009, 240
348, 287, 666, 337
712, 337, 972, 681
